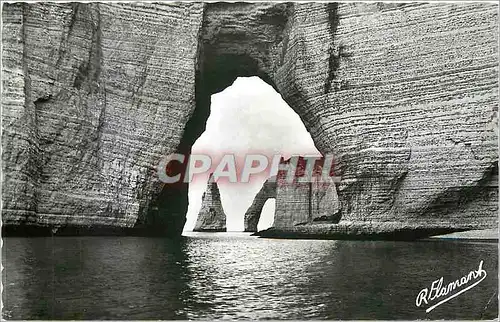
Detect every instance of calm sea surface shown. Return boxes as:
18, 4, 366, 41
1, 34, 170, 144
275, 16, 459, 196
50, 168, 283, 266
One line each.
2, 233, 498, 320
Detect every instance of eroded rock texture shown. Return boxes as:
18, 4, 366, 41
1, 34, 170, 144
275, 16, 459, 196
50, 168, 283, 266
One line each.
273, 157, 341, 229
193, 176, 226, 232
243, 177, 277, 232
2, 2, 498, 237
244, 157, 342, 232
321, 3, 498, 235
311, 175, 341, 223
2, 2, 205, 236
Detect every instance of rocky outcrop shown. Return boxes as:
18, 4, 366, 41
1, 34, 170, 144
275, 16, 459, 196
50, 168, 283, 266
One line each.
254, 223, 473, 241
243, 177, 277, 232
2, 3, 498, 238
245, 157, 341, 232
273, 157, 341, 229
193, 176, 226, 232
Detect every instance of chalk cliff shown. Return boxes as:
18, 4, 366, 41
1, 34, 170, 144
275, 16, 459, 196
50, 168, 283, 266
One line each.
271, 157, 342, 229
2, 2, 498, 238
193, 176, 226, 232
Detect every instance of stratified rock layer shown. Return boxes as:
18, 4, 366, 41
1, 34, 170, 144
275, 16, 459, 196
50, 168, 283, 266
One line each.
311, 175, 341, 223
325, 4, 498, 230
273, 157, 341, 229
2, 3, 498, 237
2, 2, 205, 236
193, 176, 226, 232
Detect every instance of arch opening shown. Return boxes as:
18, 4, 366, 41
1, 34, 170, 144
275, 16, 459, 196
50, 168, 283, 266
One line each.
184, 76, 321, 232
134, 3, 326, 236
257, 198, 276, 232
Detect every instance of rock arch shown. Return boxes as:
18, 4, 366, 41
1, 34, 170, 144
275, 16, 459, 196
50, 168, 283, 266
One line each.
2, 2, 497, 237
244, 177, 277, 232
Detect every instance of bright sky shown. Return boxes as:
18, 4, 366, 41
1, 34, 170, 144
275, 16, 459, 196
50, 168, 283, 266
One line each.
183, 76, 320, 232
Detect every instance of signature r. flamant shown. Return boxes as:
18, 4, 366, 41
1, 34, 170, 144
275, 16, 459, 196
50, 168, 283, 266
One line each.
416, 260, 487, 313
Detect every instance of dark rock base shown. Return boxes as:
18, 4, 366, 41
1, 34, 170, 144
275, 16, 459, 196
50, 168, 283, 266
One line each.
1, 224, 184, 238
253, 222, 477, 241
192, 228, 227, 233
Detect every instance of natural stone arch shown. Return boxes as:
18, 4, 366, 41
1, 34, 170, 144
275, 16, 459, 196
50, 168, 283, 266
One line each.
244, 177, 277, 232
142, 3, 334, 235
2, 2, 335, 236
245, 156, 343, 233
2, 2, 497, 238
142, 2, 498, 237
135, 3, 310, 236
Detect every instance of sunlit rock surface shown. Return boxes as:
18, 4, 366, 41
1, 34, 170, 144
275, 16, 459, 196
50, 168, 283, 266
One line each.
193, 176, 226, 232
273, 157, 341, 229
2, 2, 498, 237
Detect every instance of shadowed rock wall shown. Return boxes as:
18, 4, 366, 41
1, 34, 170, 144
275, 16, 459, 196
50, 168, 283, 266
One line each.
2, 2, 498, 237
320, 3, 498, 233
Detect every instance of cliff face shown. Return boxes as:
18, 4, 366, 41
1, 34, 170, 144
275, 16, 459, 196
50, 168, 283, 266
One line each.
243, 177, 277, 232
273, 157, 341, 229
193, 176, 226, 232
311, 176, 341, 223
2, 3, 204, 235
2, 2, 498, 237
319, 3, 498, 234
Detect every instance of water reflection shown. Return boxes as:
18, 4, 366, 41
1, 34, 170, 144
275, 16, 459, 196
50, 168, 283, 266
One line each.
2, 234, 498, 320
3, 237, 193, 320
304, 240, 498, 320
